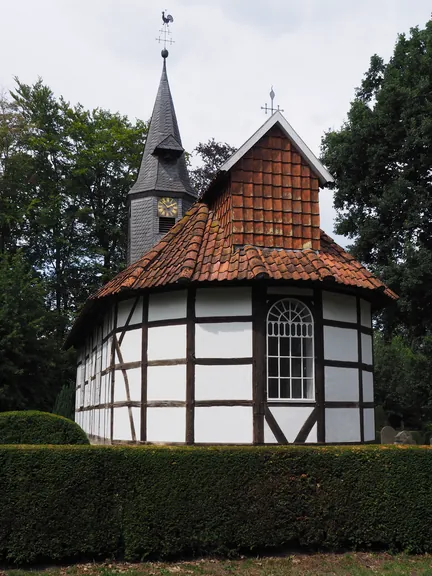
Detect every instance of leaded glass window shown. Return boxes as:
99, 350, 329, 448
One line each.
267, 298, 314, 400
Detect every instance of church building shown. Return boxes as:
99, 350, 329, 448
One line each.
67, 45, 397, 446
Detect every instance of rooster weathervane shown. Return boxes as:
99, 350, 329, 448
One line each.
156, 10, 175, 58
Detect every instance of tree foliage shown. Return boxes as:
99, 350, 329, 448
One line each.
9, 79, 147, 313
374, 334, 432, 430
190, 138, 236, 197
321, 19, 432, 430
0, 252, 74, 412
0, 78, 147, 412
321, 20, 432, 338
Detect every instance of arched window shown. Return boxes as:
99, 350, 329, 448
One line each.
267, 298, 314, 400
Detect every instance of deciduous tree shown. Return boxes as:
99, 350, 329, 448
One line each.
321, 20, 432, 338
190, 138, 236, 197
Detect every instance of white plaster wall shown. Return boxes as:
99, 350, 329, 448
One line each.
101, 341, 108, 372
323, 291, 357, 323
194, 407, 253, 443
324, 367, 359, 402
82, 410, 88, 434
325, 408, 360, 442
360, 299, 372, 328
264, 419, 277, 443
268, 406, 314, 443
306, 422, 317, 443
83, 383, 90, 408
195, 287, 252, 317
267, 287, 313, 296
117, 329, 142, 364
363, 371, 374, 403
75, 388, 80, 413
324, 327, 358, 362
363, 408, 375, 442
147, 365, 186, 401
195, 364, 252, 400
104, 407, 111, 440
113, 367, 141, 403
113, 406, 140, 441
92, 409, 99, 437
148, 325, 187, 361
195, 322, 252, 359
147, 407, 186, 442
148, 290, 187, 321
361, 333, 373, 365
117, 298, 142, 328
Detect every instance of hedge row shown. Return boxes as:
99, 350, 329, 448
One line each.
0, 411, 89, 445
0, 445, 431, 564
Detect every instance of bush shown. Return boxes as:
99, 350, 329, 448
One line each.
0, 411, 89, 445
0, 445, 431, 564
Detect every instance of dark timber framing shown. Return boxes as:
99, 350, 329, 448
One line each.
313, 287, 325, 443
140, 294, 149, 441
252, 285, 266, 444
357, 296, 365, 442
264, 405, 288, 444
77, 285, 377, 446
294, 406, 318, 443
186, 288, 196, 444
110, 303, 118, 442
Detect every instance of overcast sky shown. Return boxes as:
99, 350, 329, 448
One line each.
1, 0, 431, 246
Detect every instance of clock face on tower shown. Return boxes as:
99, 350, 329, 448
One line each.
157, 197, 178, 218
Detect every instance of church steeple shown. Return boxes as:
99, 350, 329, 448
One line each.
127, 51, 196, 265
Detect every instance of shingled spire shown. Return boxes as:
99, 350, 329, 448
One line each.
127, 55, 196, 264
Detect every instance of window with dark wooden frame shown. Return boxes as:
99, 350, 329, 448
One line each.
267, 298, 314, 400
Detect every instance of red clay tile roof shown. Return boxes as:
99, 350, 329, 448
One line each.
92, 202, 397, 301
211, 125, 322, 251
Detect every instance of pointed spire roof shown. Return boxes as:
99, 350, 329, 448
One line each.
130, 58, 195, 197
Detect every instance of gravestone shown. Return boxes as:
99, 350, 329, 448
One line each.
394, 430, 415, 445
380, 426, 396, 444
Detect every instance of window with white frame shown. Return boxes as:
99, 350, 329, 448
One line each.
267, 298, 314, 400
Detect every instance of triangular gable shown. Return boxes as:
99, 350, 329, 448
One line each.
220, 111, 334, 187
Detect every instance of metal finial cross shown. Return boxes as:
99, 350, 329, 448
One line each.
156, 10, 175, 50
261, 86, 284, 115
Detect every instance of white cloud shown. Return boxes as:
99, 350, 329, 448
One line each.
1, 0, 431, 246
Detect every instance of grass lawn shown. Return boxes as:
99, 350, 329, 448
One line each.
3, 554, 432, 576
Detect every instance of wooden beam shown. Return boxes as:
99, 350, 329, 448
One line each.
357, 296, 365, 443
313, 287, 325, 443
114, 337, 136, 442
147, 358, 187, 367
147, 401, 186, 408
110, 303, 118, 443
252, 285, 266, 444
186, 288, 196, 444
294, 407, 318, 443
118, 296, 140, 345
194, 357, 253, 366
140, 294, 149, 442
195, 400, 253, 407
264, 405, 288, 445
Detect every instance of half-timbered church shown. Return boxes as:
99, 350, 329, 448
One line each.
67, 46, 397, 446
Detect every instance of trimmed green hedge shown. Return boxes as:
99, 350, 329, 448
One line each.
0, 411, 89, 445
0, 445, 431, 564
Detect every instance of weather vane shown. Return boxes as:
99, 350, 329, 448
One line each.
261, 86, 284, 115
156, 10, 174, 58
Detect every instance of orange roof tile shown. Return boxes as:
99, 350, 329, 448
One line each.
91, 202, 397, 302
